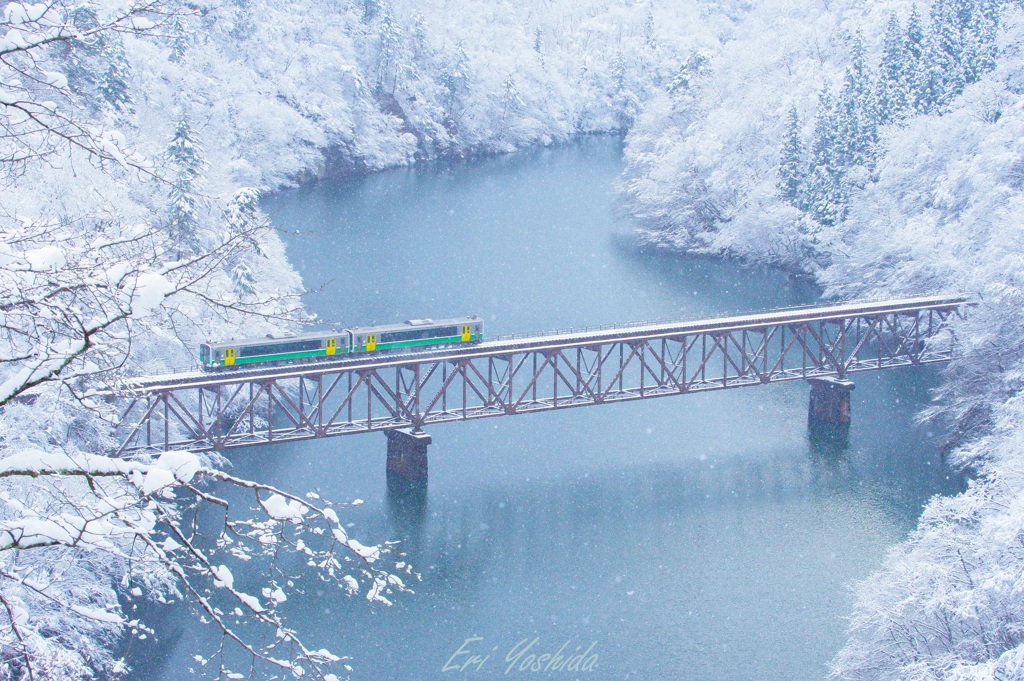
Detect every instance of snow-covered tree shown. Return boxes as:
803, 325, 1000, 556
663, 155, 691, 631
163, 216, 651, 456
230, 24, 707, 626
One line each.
499, 73, 524, 124
876, 16, 910, 125
930, 0, 968, 105
778, 107, 806, 207
375, 3, 404, 94
806, 89, 846, 227
438, 41, 471, 130
98, 39, 132, 113
834, 34, 878, 170
224, 188, 267, 300
164, 118, 206, 256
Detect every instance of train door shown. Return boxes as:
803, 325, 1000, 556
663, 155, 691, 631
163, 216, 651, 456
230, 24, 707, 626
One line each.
326, 338, 337, 356
461, 324, 471, 342
224, 348, 236, 366
367, 334, 377, 351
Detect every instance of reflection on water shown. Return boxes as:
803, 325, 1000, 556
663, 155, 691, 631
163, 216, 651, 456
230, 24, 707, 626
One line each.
128, 138, 963, 681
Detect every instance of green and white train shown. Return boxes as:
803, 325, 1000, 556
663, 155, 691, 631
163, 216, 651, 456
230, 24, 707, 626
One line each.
199, 316, 484, 371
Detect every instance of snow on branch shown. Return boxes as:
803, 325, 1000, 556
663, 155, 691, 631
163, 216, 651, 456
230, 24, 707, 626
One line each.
0, 0, 179, 176
0, 211, 302, 409
0, 445, 413, 680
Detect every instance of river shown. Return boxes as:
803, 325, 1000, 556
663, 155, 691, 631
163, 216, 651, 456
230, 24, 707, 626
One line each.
130, 137, 961, 680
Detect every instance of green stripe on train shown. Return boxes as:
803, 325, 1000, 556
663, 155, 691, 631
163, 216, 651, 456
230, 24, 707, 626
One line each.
228, 348, 339, 365
369, 334, 481, 351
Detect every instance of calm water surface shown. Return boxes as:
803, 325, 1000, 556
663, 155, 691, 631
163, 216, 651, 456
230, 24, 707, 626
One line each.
131, 138, 961, 681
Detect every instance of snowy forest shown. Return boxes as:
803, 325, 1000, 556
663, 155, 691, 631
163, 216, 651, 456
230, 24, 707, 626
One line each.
620, 0, 1024, 675
4, 0, 1024, 676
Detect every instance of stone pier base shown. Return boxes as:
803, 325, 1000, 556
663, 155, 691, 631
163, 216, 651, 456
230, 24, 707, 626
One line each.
386, 428, 431, 481
808, 377, 855, 447
385, 428, 430, 520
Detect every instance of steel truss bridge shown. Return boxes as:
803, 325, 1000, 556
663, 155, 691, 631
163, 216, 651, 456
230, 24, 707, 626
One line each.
114, 296, 969, 455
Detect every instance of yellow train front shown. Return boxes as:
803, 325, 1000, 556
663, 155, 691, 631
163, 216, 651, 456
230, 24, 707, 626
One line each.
200, 316, 484, 370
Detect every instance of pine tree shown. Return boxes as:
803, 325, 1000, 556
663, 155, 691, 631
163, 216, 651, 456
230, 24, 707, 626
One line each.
876, 16, 909, 124
929, 0, 966, 107
165, 118, 206, 255
778, 108, 807, 208
231, 261, 257, 299
835, 34, 878, 169
439, 42, 470, 126
224, 188, 266, 299
407, 11, 431, 63
968, 0, 999, 79
225, 187, 265, 256
668, 53, 709, 95
500, 73, 524, 122
376, 4, 404, 93
919, 33, 949, 114
611, 52, 627, 92
99, 41, 132, 113
63, 7, 108, 98
805, 89, 846, 227
363, 0, 381, 21
610, 52, 641, 132
169, 17, 190, 63
906, 6, 932, 114
906, 6, 927, 63
643, 8, 656, 50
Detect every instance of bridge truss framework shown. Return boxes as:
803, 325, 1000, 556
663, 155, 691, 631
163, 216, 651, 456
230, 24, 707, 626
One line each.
113, 297, 969, 455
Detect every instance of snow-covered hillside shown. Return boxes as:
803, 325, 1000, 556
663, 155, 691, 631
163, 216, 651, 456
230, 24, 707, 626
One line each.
620, 0, 1024, 676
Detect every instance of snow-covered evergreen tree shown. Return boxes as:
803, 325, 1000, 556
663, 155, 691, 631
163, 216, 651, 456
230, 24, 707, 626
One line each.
876, 16, 910, 125
164, 118, 206, 256
906, 5, 933, 114
376, 3, 405, 94
930, 0, 967, 107
98, 40, 132, 113
778, 108, 806, 208
168, 16, 191, 63
224, 188, 266, 299
643, 8, 656, 50
500, 73, 524, 124
438, 42, 471, 130
806, 89, 846, 227
835, 34, 878, 170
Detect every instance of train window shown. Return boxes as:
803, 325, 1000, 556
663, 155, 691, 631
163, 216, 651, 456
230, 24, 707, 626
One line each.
381, 326, 459, 343
239, 340, 322, 357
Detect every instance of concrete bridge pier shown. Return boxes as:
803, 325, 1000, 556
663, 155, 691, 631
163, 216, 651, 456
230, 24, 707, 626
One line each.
808, 377, 855, 448
386, 428, 431, 481
385, 428, 431, 517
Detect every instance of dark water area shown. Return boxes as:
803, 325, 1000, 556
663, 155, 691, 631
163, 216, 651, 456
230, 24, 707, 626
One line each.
129, 137, 962, 681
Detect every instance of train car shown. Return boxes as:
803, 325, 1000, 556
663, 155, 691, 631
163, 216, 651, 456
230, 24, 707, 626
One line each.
200, 331, 350, 370
349, 316, 484, 353
199, 316, 485, 370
